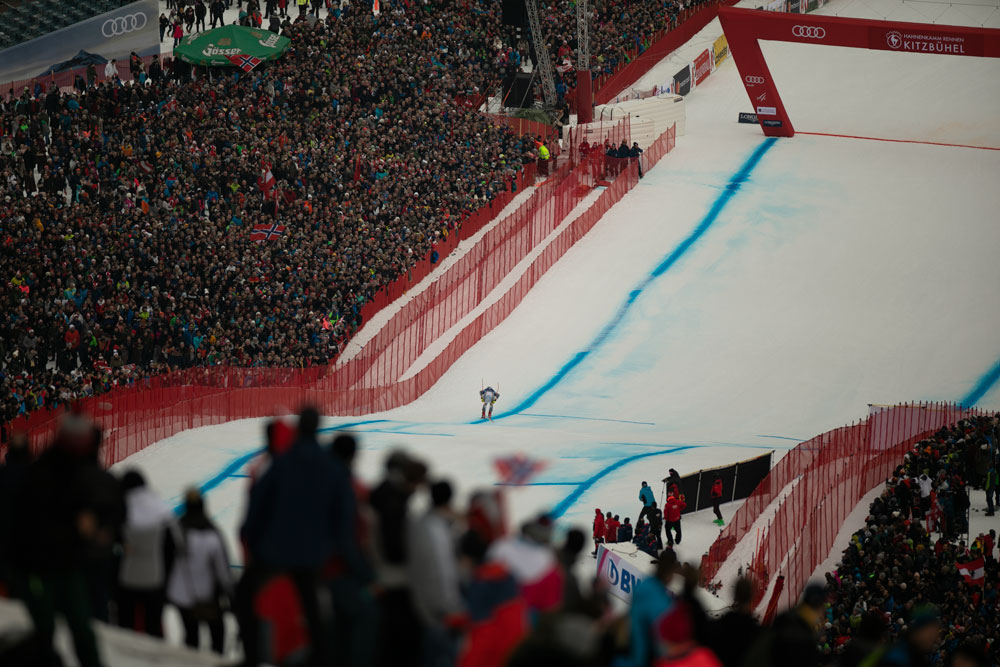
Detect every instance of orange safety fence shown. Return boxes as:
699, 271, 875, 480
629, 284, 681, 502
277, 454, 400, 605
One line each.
701, 402, 989, 611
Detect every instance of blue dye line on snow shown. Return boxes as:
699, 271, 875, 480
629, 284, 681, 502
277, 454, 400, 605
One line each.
493, 482, 582, 487
548, 445, 695, 519
960, 357, 1000, 407
755, 434, 805, 442
496, 137, 779, 420
518, 413, 656, 426
173, 418, 392, 514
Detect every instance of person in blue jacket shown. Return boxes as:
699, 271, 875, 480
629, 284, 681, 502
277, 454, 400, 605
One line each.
639, 481, 656, 524
626, 549, 678, 667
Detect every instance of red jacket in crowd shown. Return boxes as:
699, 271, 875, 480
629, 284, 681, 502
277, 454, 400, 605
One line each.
593, 509, 605, 540
605, 517, 621, 543
664, 494, 686, 522
711, 478, 723, 499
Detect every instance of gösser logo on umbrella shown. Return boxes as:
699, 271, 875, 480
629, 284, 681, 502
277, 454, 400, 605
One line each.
102, 13, 148, 38
173, 25, 291, 67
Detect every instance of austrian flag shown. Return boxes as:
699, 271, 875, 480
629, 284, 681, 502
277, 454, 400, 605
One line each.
957, 556, 985, 585
258, 166, 276, 194
227, 54, 263, 72
494, 454, 546, 486
250, 223, 286, 242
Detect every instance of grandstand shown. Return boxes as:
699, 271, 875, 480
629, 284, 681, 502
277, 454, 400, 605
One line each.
0, 0, 131, 49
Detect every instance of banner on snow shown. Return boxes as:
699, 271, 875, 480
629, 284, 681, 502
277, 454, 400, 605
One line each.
673, 64, 692, 96
787, 0, 802, 13
693, 49, 712, 86
661, 451, 773, 514
0, 0, 159, 85
738, 112, 759, 123
596, 545, 646, 604
713, 34, 730, 67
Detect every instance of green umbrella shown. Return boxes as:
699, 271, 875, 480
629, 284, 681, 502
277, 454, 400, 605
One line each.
173, 25, 291, 67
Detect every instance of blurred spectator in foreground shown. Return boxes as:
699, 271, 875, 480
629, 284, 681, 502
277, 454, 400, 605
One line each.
409, 480, 464, 666
166, 488, 232, 654
328, 433, 377, 667
116, 469, 177, 639
835, 611, 886, 667
654, 600, 720, 667
879, 605, 942, 667
704, 577, 760, 667
11, 412, 122, 667
947, 642, 989, 667
369, 450, 427, 667
237, 406, 357, 667
456, 529, 528, 667
744, 581, 826, 667
0, 434, 32, 592
628, 549, 679, 667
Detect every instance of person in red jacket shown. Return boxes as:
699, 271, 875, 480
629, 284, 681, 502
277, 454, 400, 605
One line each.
592, 508, 605, 557
664, 491, 686, 547
605, 514, 620, 544
654, 600, 722, 667
710, 474, 724, 526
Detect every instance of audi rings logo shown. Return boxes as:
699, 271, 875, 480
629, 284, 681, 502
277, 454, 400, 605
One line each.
102, 13, 148, 38
744, 75, 765, 87
792, 25, 826, 39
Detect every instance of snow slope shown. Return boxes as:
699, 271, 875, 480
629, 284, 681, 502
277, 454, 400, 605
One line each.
112, 0, 1000, 655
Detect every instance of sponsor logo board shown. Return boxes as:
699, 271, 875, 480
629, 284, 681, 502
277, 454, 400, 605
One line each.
756, 106, 777, 115
792, 25, 826, 39
871, 27, 983, 55
738, 112, 759, 124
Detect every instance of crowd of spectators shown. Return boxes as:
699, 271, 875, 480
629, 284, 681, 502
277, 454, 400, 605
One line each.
818, 415, 1000, 666
0, 1, 546, 427
0, 407, 752, 667
0, 0, 721, 429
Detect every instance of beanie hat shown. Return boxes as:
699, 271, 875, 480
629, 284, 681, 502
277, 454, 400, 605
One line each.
658, 601, 693, 644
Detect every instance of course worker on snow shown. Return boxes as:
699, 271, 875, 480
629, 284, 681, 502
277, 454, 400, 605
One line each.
480, 386, 500, 420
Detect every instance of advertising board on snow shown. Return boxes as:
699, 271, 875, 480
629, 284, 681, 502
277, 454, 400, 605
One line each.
673, 64, 692, 96
713, 35, 730, 67
693, 49, 712, 86
596, 545, 646, 604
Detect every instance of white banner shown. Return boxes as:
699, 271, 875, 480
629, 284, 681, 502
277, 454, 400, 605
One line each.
595, 545, 647, 604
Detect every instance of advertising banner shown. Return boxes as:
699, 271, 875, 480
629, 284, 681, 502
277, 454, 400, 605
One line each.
662, 451, 774, 514
868, 26, 984, 56
0, 0, 158, 85
693, 49, 712, 86
787, 0, 802, 12
673, 64, 691, 96
596, 545, 646, 604
713, 34, 730, 68
764, 0, 785, 12
738, 112, 759, 123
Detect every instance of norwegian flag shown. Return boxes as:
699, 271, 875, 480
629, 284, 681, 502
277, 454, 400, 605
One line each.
258, 166, 276, 194
250, 223, 286, 242
227, 54, 263, 73
957, 556, 985, 586
494, 454, 546, 486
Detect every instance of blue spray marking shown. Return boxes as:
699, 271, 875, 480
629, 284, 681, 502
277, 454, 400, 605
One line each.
518, 413, 656, 426
497, 138, 779, 419
494, 482, 583, 487
173, 418, 392, 514
755, 434, 805, 442
960, 357, 1000, 407
548, 445, 695, 519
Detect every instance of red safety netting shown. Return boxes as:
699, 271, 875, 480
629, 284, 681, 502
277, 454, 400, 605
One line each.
700, 402, 988, 611
5, 119, 678, 470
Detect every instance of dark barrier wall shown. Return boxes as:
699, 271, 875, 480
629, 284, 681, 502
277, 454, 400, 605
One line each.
662, 452, 774, 514
0, 0, 158, 86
